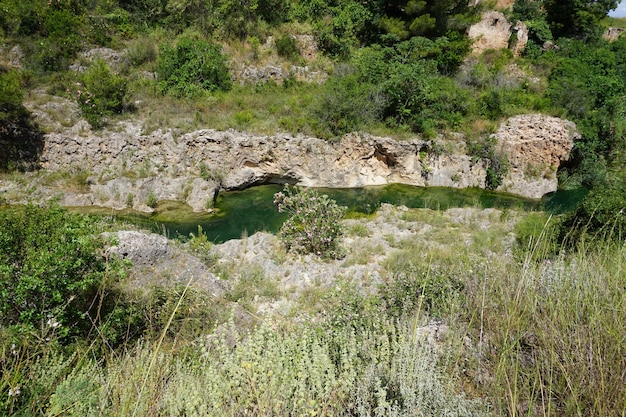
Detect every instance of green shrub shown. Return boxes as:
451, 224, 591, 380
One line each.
32, 7, 84, 72
275, 34, 300, 59
514, 212, 561, 261
146, 191, 158, 208
75, 59, 127, 129
467, 135, 510, 190
156, 34, 232, 98
380, 261, 465, 318
0, 68, 41, 171
0, 205, 124, 340
274, 186, 346, 258
123, 36, 158, 67
312, 73, 386, 137
313, 1, 374, 57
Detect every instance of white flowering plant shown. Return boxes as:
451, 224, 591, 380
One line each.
274, 186, 346, 259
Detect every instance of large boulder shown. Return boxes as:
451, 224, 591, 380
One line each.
494, 114, 577, 198
105, 230, 226, 296
468, 11, 528, 56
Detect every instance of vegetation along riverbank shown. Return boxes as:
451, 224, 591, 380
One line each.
1, 0, 626, 415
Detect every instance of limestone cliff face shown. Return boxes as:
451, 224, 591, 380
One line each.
39, 127, 484, 211
27, 113, 576, 211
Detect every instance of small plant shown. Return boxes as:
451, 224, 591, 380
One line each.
187, 225, 213, 259
146, 191, 158, 208
198, 162, 225, 184
274, 186, 346, 259
467, 135, 510, 190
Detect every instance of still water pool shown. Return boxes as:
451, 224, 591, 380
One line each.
88, 184, 584, 243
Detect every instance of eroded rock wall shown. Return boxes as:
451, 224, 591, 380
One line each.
3, 113, 577, 211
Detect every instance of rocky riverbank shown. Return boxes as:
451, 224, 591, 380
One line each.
1, 101, 577, 212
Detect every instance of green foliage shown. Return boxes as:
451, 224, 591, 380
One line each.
156, 34, 232, 98
0, 68, 26, 122
140, 284, 226, 340
274, 186, 346, 258
467, 135, 510, 190
187, 225, 213, 258
0, 205, 123, 340
514, 212, 560, 260
123, 36, 158, 67
544, 0, 618, 38
469, 243, 626, 416
380, 262, 464, 318
380, 0, 473, 39
0, 68, 42, 171
35, 6, 85, 71
345, 40, 469, 135
218, 0, 288, 39
546, 39, 626, 195
146, 191, 158, 208
75, 59, 127, 129
313, 1, 375, 57
119, 0, 168, 27
275, 34, 299, 59
564, 179, 626, 242
312, 73, 386, 137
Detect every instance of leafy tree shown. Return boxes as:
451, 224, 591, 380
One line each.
467, 135, 510, 190
544, 0, 619, 38
313, 73, 387, 137
314, 1, 375, 57
119, 0, 168, 27
156, 34, 232, 97
380, 0, 471, 38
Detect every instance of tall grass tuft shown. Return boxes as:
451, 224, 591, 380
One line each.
466, 234, 626, 416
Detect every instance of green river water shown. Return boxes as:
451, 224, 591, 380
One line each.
85, 184, 585, 243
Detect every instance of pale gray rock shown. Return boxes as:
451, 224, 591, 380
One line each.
468, 11, 512, 54
494, 114, 577, 198
104, 230, 226, 296
603, 27, 626, 42
468, 11, 528, 56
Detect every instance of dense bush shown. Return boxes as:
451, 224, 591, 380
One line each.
156, 34, 232, 97
467, 135, 510, 190
0, 68, 26, 123
312, 73, 386, 137
274, 186, 346, 258
0, 205, 124, 340
275, 33, 299, 59
313, 1, 375, 57
74, 60, 127, 129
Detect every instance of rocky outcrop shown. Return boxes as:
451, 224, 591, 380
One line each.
104, 230, 226, 296
6, 112, 576, 210
495, 114, 577, 198
468, 11, 528, 56
603, 27, 626, 42
231, 35, 328, 85
36, 125, 491, 209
